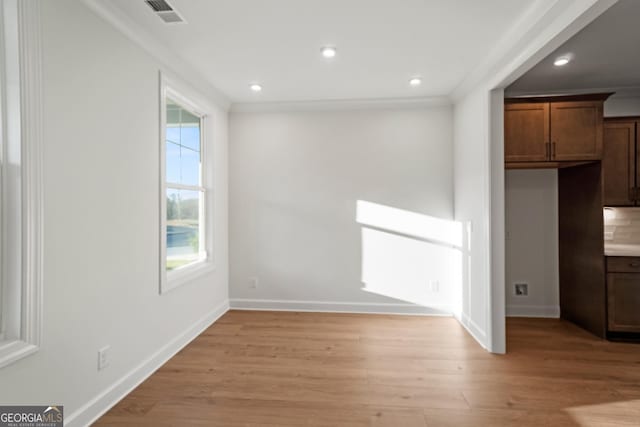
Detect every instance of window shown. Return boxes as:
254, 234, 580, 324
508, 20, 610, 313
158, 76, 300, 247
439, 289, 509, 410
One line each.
0, 0, 43, 368
160, 75, 213, 293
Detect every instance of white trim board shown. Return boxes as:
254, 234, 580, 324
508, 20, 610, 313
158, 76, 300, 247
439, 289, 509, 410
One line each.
229, 299, 452, 316
65, 300, 230, 427
0, 0, 45, 369
506, 305, 560, 318
458, 313, 488, 350
17, 0, 45, 354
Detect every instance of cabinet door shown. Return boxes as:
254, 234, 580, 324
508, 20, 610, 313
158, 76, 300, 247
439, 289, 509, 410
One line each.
602, 121, 635, 206
607, 272, 640, 332
635, 121, 640, 195
504, 102, 549, 162
550, 101, 603, 161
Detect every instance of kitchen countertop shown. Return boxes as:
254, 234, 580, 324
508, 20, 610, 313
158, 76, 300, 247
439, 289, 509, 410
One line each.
604, 243, 640, 257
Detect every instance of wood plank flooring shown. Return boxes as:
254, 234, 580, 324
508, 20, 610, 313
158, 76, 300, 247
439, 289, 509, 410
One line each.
95, 311, 640, 426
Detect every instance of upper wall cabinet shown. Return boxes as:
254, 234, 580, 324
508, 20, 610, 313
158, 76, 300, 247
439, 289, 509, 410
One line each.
603, 119, 638, 206
505, 94, 611, 168
504, 102, 549, 162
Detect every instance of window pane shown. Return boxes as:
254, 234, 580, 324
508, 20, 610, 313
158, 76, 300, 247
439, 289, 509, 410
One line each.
166, 98, 202, 185
180, 125, 200, 152
166, 141, 180, 184
166, 126, 180, 144
180, 146, 201, 186
166, 188, 202, 271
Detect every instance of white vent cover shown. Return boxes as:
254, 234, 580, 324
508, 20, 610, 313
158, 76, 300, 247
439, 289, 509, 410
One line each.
145, 0, 186, 24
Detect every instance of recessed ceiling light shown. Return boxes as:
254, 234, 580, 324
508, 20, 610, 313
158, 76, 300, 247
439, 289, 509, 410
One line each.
409, 77, 422, 87
249, 83, 262, 92
321, 46, 337, 59
554, 56, 570, 67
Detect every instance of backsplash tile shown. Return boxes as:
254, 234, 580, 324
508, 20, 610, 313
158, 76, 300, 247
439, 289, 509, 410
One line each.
604, 207, 640, 243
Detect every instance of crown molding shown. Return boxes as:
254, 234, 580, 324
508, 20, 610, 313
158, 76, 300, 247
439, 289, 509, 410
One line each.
230, 95, 452, 113
80, 0, 231, 111
451, 0, 618, 101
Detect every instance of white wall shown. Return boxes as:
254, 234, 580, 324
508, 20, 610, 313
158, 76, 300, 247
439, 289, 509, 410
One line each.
605, 95, 640, 117
453, 87, 493, 349
229, 107, 457, 314
505, 170, 559, 317
0, 1, 229, 424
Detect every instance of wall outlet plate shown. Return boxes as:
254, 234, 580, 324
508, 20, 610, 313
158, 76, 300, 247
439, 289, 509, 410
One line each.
98, 345, 110, 371
429, 280, 440, 292
249, 276, 258, 289
514, 283, 528, 296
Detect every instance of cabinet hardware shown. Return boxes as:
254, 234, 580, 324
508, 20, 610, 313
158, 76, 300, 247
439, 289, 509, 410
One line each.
545, 142, 550, 158
630, 262, 640, 268
552, 141, 556, 159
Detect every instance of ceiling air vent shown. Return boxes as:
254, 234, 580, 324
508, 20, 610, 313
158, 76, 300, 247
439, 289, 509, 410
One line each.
144, 0, 186, 24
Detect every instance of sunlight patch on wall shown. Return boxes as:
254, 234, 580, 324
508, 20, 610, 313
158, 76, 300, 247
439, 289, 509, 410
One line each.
356, 200, 463, 247
357, 200, 464, 315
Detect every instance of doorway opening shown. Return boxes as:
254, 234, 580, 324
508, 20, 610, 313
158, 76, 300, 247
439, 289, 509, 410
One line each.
501, 0, 640, 345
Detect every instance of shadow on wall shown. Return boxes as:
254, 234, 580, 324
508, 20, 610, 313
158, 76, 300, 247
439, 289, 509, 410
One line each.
356, 200, 468, 317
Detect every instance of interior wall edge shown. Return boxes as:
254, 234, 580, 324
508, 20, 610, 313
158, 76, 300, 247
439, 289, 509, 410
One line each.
458, 312, 488, 350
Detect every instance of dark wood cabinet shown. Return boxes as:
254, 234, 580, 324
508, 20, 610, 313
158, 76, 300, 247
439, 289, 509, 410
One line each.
602, 119, 638, 206
606, 257, 640, 334
504, 102, 549, 162
505, 94, 610, 168
607, 272, 640, 332
559, 163, 606, 338
551, 101, 603, 161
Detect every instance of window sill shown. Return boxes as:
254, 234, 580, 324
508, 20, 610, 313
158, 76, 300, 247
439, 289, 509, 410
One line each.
0, 339, 39, 369
161, 259, 215, 294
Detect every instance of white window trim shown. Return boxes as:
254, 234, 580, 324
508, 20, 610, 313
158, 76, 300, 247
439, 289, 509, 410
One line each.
159, 72, 215, 294
0, 0, 43, 369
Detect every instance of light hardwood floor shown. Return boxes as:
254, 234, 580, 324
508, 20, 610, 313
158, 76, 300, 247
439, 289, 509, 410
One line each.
95, 311, 640, 426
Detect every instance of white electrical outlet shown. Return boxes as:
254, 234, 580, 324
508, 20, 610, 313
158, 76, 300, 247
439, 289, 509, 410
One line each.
249, 276, 258, 289
429, 280, 440, 292
98, 345, 110, 371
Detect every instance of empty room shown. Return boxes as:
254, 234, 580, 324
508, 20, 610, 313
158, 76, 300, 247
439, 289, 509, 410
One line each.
1, 0, 639, 426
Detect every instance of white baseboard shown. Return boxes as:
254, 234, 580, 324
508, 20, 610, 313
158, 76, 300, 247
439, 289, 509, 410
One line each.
229, 298, 451, 316
506, 305, 560, 318
65, 300, 230, 427
458, 312, 488, 350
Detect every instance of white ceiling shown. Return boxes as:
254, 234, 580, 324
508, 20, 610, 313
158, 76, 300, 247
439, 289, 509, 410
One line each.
508, 0, 640, 95
107, 0, 537, 104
